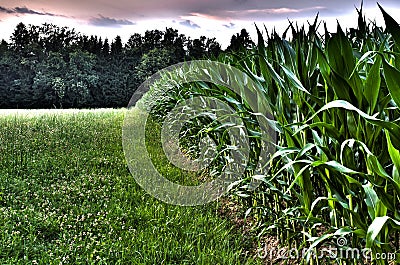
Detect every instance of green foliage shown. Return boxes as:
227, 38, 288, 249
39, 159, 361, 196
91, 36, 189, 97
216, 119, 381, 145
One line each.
0, 24, 223, 108
147, 3, 400, 264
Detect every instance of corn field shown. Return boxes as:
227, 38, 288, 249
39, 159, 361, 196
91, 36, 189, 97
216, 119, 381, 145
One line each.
141, 4, 400, 264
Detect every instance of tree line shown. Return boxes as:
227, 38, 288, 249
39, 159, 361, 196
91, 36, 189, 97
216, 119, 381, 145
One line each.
0, 22, 254, 108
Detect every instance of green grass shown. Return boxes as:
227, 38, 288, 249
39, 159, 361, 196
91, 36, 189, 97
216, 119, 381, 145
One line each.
0, 109, 259, 264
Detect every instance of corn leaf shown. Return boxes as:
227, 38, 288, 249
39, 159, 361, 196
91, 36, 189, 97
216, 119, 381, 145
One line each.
378, 3, 400, 50
382, 58, 400, 108
364, 56, 381, 113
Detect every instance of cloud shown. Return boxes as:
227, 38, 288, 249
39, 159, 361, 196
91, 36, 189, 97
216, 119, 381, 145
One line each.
0, 6, 58, 16
14, 7, 49, 15
223, 22, 235, 28
0, 0, 398, 31
183, 5, 329, 23
0, 1, 381, 25
89, 15, 135, 27
179, 19, 200, 29
220, 6, 327, 20
0, 6, 13, 14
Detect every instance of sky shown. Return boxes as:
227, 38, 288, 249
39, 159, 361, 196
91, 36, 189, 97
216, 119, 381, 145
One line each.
0, 0, 400, 48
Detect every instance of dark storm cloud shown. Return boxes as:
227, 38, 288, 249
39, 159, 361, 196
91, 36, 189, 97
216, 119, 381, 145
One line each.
0, 6, 58, 16
89, 15, 135, 27
179, 19, 200, 29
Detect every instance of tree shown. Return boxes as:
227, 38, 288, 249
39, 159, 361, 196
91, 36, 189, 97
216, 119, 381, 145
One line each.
205, 38, 222, 58
102, 38, 110, 57
136, 48, 174, 80
0, 52, 36, 108
0, 50, 17, 108
111, 36, 123, 56
11, 22, 30, 54
64, 51, 99, 107
173, 34, 186, 62
187, 36, 207, 59
39, 23, 78, 54
162, 28, 178, 47
226, 29, 254, 52
126, 33, 143, 51
143, 30, 163, 52
0, 40, 8, 55
32, 52, 67, 107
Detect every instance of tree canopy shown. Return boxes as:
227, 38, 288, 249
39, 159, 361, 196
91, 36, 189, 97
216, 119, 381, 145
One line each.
0, 23, 251, 108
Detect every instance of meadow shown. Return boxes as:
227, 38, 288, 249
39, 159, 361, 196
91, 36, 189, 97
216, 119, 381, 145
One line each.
0, 109, 259, 264
2, 3, 400, 265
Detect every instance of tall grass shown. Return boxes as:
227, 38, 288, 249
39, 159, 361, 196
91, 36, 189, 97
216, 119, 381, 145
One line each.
0, 109, 259, 264
145, 4, 400, 264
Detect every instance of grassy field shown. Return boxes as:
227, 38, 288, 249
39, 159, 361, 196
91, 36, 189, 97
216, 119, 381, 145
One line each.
0, 109, 258, 264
